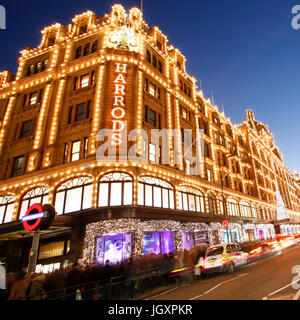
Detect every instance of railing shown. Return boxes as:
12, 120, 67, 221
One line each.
42, 267, 180, 300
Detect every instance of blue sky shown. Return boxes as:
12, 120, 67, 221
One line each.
0, 0, 299, 172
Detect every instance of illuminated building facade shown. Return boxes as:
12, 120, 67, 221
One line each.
0, 5, 300, 272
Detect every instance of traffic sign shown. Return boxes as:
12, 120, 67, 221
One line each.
222, 219, 229, 228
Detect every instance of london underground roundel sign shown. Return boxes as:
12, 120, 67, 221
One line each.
222, 219, 229, 228
22, 203, 55, 231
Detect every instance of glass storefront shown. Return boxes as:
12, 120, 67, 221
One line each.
245, 229, 255, 241
96, 233, 132, 265
143, 231, 174, 255
182, 231, 208, 249
223, 229, 240, 243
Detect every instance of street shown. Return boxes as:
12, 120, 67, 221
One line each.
147, 243, 300, 300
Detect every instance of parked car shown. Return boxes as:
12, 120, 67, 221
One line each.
203, 243, 249, 274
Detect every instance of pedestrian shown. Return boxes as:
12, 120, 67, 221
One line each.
8, 270, 31, 300
102, 260, 113, 300
125, 258, 136, 300
65, 263, 82, 300
27, 274, 47, 300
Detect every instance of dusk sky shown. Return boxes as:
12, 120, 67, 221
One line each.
0, 0, 299, 172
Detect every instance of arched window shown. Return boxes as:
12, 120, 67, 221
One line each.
83, 43, 90, 56
146, 50, 151, 63
75, 46, 82, 59
91, 40, 98, 53
0, 195, 15, 224
251, 204, 257, 218
178, 186, 205, 213
240, 201, 251, 217
19, 187, 49, 220
217, 195, 226, 215
55, 177, 93, 215
98, 172, 133, 207
227, 198, 239, 217
138, 176, 174, 209
207, 193, 217, 215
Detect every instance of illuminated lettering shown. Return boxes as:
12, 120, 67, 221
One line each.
111, 63, 128, 146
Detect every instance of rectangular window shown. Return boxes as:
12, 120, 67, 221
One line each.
71, 141, 81, 162
80, 74, 90, 88
182, 107, 187, 119
99, 183, 109, 207
20, 119, 33, 139
30, 92, 38, 105
110, 183, 122, 206
149, 109, 156, 127
84, 138, 88, 158
149, 83, 156, 96
207, 169, 212, 182
149, 143, 156, 162
63, 143, 69, 163
65, 188, 82, 213
75, 103, 85, 122
68, 106, 73, 124
12, 155, 25, 177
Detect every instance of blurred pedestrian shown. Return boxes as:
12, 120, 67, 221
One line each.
8, 270, 31, 300
65, 263, 82, 300
27, 274, 47, 300
125, 258, 136, 300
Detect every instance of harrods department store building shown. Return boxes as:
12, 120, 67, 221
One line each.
0, 5, 300, 273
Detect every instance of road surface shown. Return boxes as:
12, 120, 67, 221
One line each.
147, 243, 300, 300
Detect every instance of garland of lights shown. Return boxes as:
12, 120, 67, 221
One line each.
82, 218, 284, 265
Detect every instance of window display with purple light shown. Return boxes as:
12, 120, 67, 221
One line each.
96, 233, 132, 265
143, 231, 174, 255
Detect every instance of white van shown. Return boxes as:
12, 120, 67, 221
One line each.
204, 243, 249, 274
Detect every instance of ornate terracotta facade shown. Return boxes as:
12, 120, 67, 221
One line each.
0, 5, 299, 271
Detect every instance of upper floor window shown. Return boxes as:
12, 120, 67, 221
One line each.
83, 43, 90, 56
158, 60, 163, 73
208, 193, 217, 215
68, 100, 91, 124
217, 195, 226, 216
91, 40, 98, 53
23, 89, 43, 107
79, 25, 87, 35
240, 201, 251, 218
11, 155, 25, 178
138, 176, 174, 209
19, 187, 49, 220
146, 50, 151, 63
48, 37, 55, 46
26, 59, 48, 77
152, 55, 157, 68
74, 72, 95, 90
156, 41, 162, 51
55, 176, 93, 215
0, 195, 15, 224
98, 172, 133, 207
227, 198, 239, 217
144, 105, 161, 128
20, 119, 33, 139
178, 186, 205, 213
